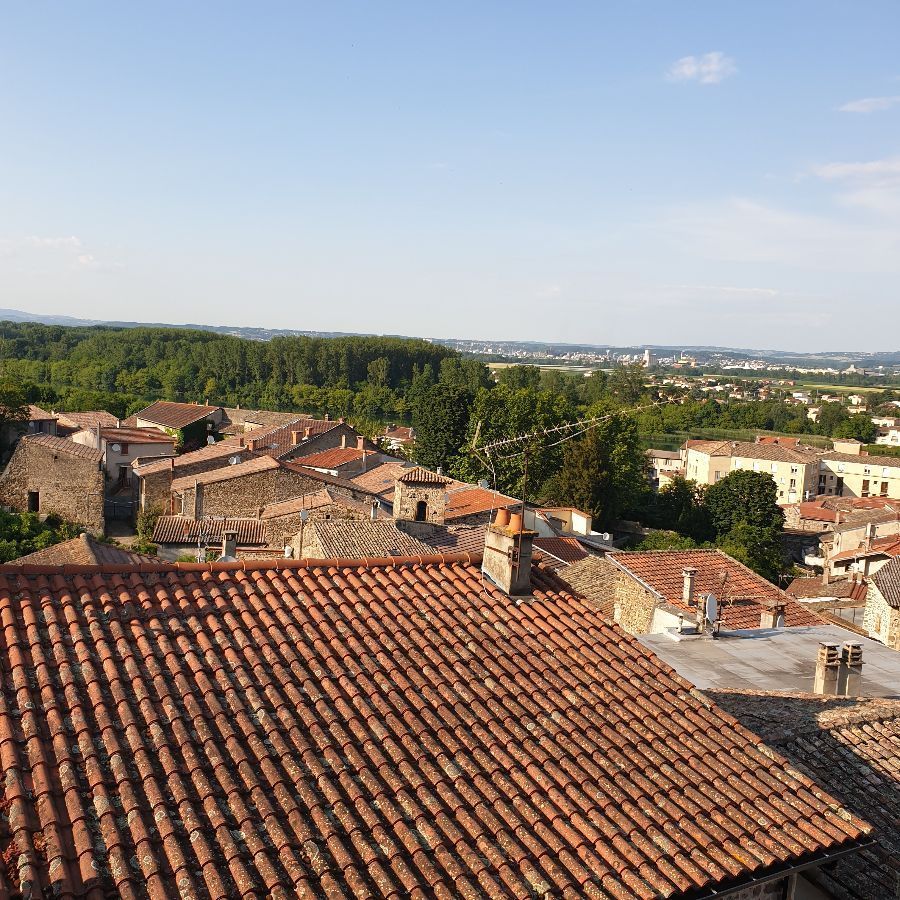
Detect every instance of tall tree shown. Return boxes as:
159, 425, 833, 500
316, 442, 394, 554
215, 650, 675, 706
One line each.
0, 381, 29, 450
545, 413, 648, 527
704, 469, 785, 536
412, 384, 471, 472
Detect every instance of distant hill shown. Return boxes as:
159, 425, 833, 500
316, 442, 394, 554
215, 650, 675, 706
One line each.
2, 307, 898, 367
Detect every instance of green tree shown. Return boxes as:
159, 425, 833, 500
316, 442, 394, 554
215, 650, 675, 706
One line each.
648, 476, 713, 542
497, 365, 541, 391
717, 523, 787, 584
0, 511, 81, 562
544, 413, 648, 527
637, 530, 701, 551
704, 469, 785, 536
607, 363, 647, 405
413, 384, 471, 472
0, 380, 29, 450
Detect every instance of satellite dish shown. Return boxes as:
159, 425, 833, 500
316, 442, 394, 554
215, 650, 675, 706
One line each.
110, 443, 121, 453
601, 532, 611, 542
228, 455, 242, 465
478, 480, 490, 489
705, 593, 718, 625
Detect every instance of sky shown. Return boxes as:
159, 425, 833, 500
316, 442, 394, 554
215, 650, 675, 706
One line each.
1, 2, 899, 352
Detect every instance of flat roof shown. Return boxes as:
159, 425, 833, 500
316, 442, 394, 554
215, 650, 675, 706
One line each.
639, 625, 900, 698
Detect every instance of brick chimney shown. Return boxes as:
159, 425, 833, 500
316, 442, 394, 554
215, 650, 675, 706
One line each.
838, 641, 863, 696
814, 642, 841, 695
482, 509, 537, 596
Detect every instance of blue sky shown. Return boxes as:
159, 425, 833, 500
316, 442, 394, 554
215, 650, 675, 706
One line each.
1, 2, 899, 351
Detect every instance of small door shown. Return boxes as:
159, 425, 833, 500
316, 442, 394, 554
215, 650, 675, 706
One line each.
27, 491, 39, 513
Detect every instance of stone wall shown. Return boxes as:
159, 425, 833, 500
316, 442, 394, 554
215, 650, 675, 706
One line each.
863, 584, 900, 649
0, 439, 104, 532
393, 481, 447, 524
612, 570, 660, 635
179, 469, 326, 520
724, 877, 790, 900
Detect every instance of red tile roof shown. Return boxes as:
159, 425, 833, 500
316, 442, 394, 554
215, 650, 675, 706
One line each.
19, 433, 102, 463
134, 437, 250, 475
445, 485, 519, 521
54, 410, 118, 431
609, 549, 822, 629
396, 465, 452, 485
261, 490, 383, 520
135, 400, 221, 429
830, 535, 900, 563
785, 576, 869, 604
0, 556, 869, 899
100, 427, 176, 444
170, 454, 279, 492
26, 404, 56, 421
351, 461, 411, 498
152, 516, 269, 545
533, 536, 590, 564
293, 446, 366, 469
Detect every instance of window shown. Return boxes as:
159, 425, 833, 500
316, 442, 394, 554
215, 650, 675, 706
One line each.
863, 466, 871, 476
791, 465, 799, 474
837, 463, 845, 472
753, 462, 760, 472
790, 478, 797, 489
770, 462, 778, 473
27, 491, 39, 513
414, 500, 428, 522
883, 467, 891, 478
862, 479, 870, 497
881, 483, 889, 497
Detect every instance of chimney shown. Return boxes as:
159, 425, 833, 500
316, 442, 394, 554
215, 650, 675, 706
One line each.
838, 641, 863, 696
341, 434, 348, 449
339, 417, 345, 424
239, 437, 245, 448
822, 566, 831, 585
221, 530, 238, 559
324, 413, 330, 421
813, 642, 841, 695
682, 567, 697, 605
357, 435, 365, 451
482, 509, 537, 596
370, 500, 379, 521
291, 430, 302, 447
865, 522, 875, 550
304, 427, 311, 440
759, 602, 786, 629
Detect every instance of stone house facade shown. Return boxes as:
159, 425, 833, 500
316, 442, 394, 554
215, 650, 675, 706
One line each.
392, 467, 451, 525
863, 558, 900, 649
0, 434, 104, 532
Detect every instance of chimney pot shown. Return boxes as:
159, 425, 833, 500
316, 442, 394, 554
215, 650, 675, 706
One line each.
483, 515, 536, 596
221, 530, 238, 559
494, 508, 511, 528
509, 512, 524, 533
814, 642, 841, 695
838, 641, 863, 696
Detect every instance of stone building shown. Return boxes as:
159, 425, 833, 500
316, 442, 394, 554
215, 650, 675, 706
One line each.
0, 434, 104, 532
392, 466, 451, 524
863, 556, 900, 649
290, 519, 434, 560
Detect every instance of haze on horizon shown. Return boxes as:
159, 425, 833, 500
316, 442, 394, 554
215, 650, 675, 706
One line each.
2, 2, 899, 353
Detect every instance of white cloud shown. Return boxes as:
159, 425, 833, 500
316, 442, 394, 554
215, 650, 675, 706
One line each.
811, 155, 900, 216
838, 96, 900, 113
666, 284, 781, 297
667, 52, 736, 85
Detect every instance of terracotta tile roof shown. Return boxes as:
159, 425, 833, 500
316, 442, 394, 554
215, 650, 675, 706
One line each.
396, 465, 452, 485
417, 524, 487, 555
54, 410, 118, 431
293, 446, 366, 469
609, 549, 822, 629
171, 454, 279, 492
794, 502, 839, 523
830, 535, 900, 563
686, 439, 820, 464
445, 485, 519, 521
823, 450, 900, 468
709, 691, 900, 900
99, 427, 176, 444
8, 533, 155, 566
19, 433, 102, 463
135, 400, 221, 429
221, 407, 310, 430
532, 536, 589, 564
351, 461, 411, 498
26, 404, 56, 421
382, 424, 414, 442
134, 438, 249, 476
871, 556, 900, 608
304, 520, 436, 558
0, 556, 870, 899
243, 418, 310, 457
786, 576, 869, 604
152, 516, 269, 546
